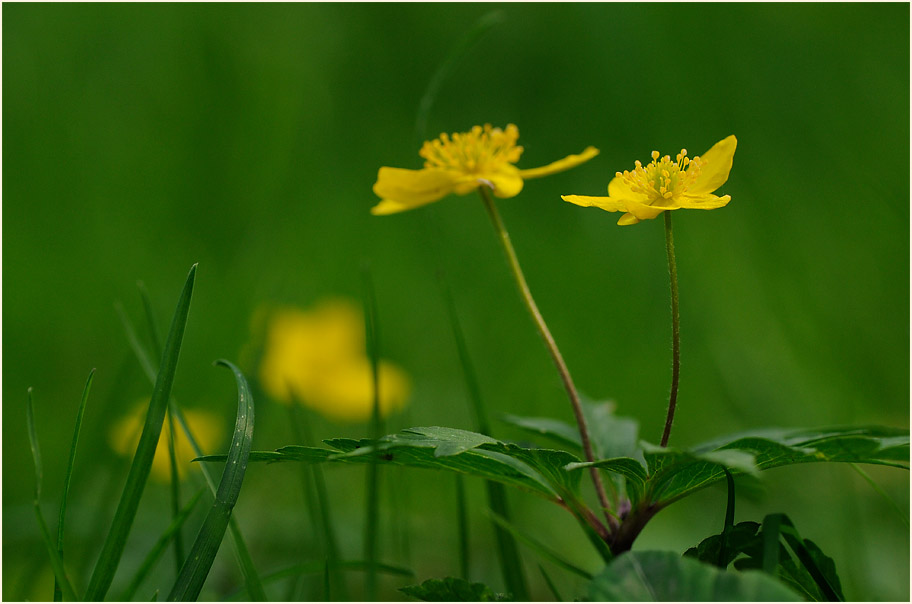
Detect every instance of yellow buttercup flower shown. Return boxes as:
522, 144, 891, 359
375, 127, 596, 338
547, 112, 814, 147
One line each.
257, 299, 410, 422
372, 124, 599, 215
562, 135, 737, 225
109, 404, 222, 482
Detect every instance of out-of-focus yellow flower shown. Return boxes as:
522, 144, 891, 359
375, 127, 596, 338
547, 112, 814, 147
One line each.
109, 404, 222, 482
257, 299, 410, 422
562, 135, 737, 225
372, 124, 599, 215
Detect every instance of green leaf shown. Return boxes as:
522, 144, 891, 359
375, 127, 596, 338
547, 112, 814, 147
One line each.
167, 360, 256, 601
121, 489, 205, 601
642, 426, 908, 507
684, 521, 762, 568
585, 551, 802, 601
55, 368, 94, 601
401, 577, 511, 602
204, 427, 583, 502
85, 264, 197, 601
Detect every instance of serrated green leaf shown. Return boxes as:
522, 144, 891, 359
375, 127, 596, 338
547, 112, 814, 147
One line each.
585, 551, 802, 601
167, 360, 256, 601
211, 428, 584, 502
643, 426, 908, 507
401, 577, 511, 602
86, 264, 196, 601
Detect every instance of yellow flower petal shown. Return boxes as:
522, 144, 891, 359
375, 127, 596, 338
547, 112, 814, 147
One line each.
561, 194, 630, 213
518, 146, 600, 180
617, 213, 641, 226
677, 193, 732, 210
486, 167, 525, 198
689, 135, 737, 196
371, 167, 460, 215
622, 199, 666, 221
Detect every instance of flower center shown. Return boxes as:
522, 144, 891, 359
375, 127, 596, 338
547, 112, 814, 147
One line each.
420, 124, 524, 175
617, 149, 703, 204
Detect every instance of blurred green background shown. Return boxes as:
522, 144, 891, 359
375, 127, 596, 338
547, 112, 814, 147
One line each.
3, 3, 909, 601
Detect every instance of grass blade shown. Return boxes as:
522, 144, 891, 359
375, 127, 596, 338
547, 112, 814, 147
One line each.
54, 368, 94, 601
539, 564, 564, 602
121, 281, 267, 600
85, 263, 197, 600
487, 511, 593, 580
362, 263, 383, 600
850, 462, 910, 529
439, 271, 529, 599
121, 489, 205, 601
140, 280, 187, 574
455, 475, 470, 579
27, 388, 79, 602
168, 360, 256, 601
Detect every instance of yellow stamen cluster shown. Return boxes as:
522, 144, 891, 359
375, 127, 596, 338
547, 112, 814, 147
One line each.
618, 149, 703, 203
420, 124, 524, 175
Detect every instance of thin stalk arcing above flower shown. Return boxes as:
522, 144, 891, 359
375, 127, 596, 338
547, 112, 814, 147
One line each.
372, 124, 599, 215
562, 135, 737, 225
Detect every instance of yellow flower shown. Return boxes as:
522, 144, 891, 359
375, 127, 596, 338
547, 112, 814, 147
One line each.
372, 123, 599, 215
562, 135, 737, 225
257, 299, 410, 422
109, 404, 222, 482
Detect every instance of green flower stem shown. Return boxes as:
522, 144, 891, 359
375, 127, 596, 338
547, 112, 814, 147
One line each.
478, 187, 614, 528
660, 211, 681, 448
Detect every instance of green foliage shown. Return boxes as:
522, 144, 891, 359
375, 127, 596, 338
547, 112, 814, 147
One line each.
685, 514, 846, 602
167, 361, 256, 601
585, 551, 802, 601
401, 577, 511, 602
85, 264, 197, 601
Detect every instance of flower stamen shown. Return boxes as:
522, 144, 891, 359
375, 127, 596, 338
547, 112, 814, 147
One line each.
620, 147, 704, 205
420, 124, 524, 175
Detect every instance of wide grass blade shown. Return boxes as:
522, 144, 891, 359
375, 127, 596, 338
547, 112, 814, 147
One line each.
85, 264, 196, 600
27, 388, 79, 602
54, 368, 94, 601
124, 279, 267, 600
168, 360, 255, 601
121, 489, 205, 601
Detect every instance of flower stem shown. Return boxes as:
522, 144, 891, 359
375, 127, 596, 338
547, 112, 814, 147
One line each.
478, 187, 614, 527
660, 211, 681, 448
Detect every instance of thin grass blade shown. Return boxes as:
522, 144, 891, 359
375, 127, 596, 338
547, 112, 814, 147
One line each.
362, 263, 383, 600
121, 287, 266, 600
121, 489, 205, 601
85, 263, 197, 601
27, 388, 79, 602
539, 564, 564, 602
487, 511, 593, 580
168, 360, 255, 601
455, 475, 470, 579
440, 271, 529, 599
850, 462, 910, 529
54, 368, 94, 601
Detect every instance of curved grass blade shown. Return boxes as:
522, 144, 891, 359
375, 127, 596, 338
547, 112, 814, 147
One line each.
54, 368, 94, 601
85, 263, 197, 601
850, 462, 910, 529
168, 360, 254, 602
27, 388, 79, 602
167, 360, 255, 601
120, 287, 266, 600
121, 489, 205, 601
538, 564, 564, 602
414, 9, 505, 141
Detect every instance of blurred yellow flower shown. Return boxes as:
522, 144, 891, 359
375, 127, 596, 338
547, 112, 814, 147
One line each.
109, 404, 222, 482
257, 299, 410, 422
372, 124, 599, 215
562, 135, 737, 225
